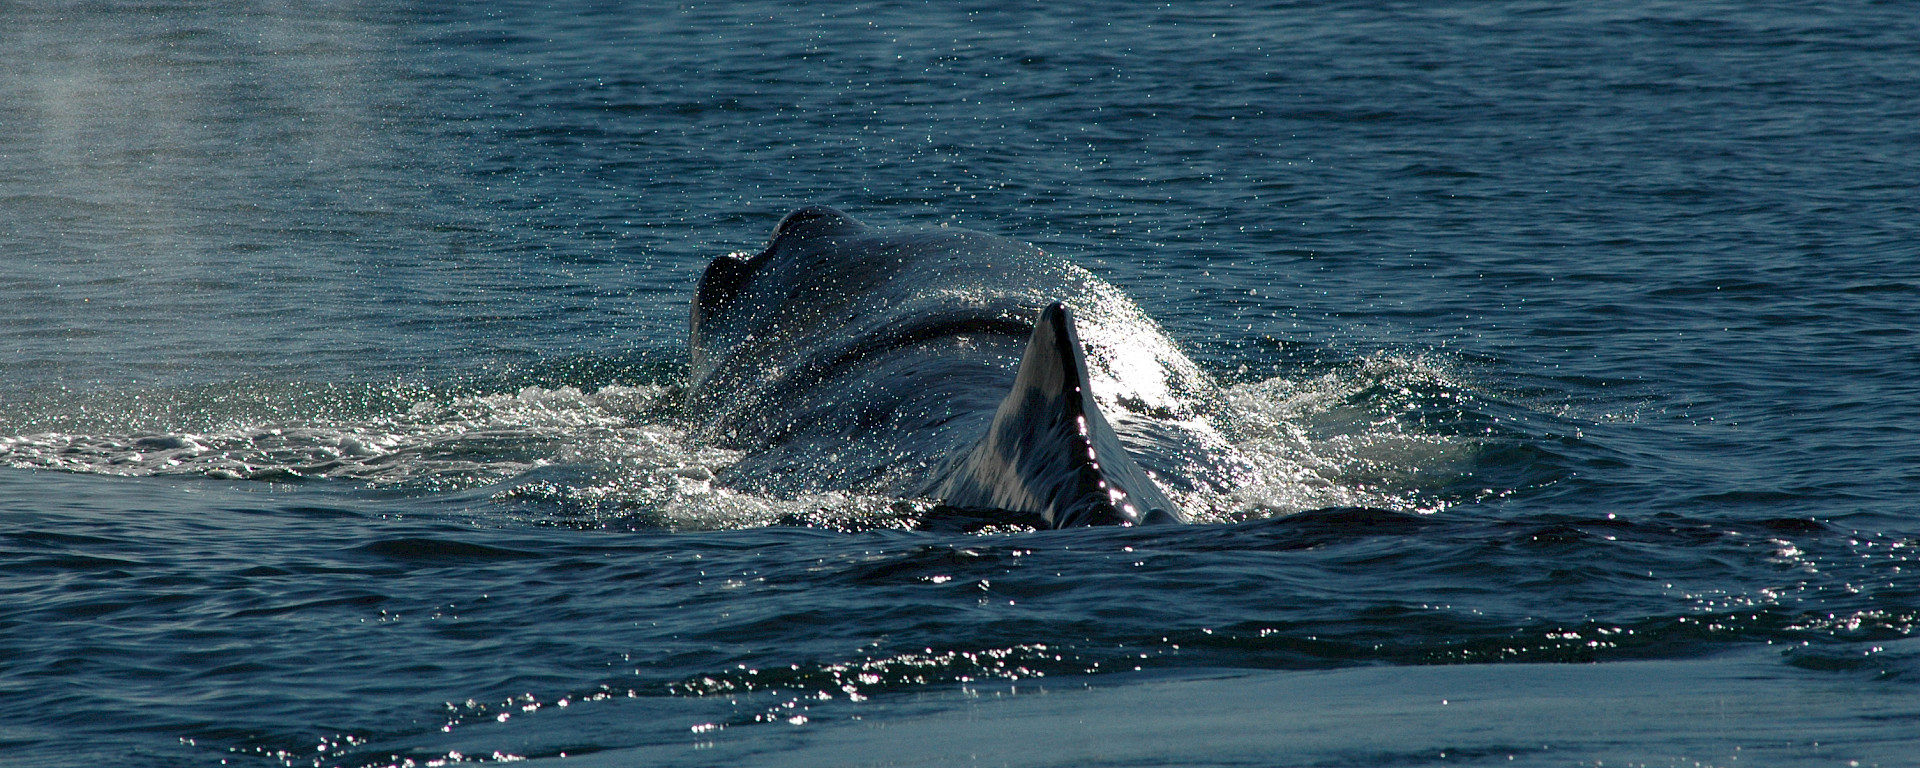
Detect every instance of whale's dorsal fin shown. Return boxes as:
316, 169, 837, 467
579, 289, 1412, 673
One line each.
932, 302, 1185, 527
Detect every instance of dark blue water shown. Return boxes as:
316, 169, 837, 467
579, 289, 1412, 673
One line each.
4, 1, 1918, 766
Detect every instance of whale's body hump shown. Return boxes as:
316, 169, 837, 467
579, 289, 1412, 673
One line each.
686, 206, 1253, 527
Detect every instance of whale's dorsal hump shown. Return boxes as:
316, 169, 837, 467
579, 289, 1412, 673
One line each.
933, 302, 1185, 527
770, 205, 864, 245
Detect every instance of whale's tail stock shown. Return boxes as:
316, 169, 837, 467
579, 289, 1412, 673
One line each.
931, 302, 1185, 527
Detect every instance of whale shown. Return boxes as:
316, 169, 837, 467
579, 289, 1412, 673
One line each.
687, 206, 1255, 527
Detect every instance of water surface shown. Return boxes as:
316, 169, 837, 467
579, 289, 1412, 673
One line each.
3, 1, 1917, 766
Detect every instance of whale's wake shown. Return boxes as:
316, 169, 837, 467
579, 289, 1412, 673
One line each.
0, 352, 1488, 529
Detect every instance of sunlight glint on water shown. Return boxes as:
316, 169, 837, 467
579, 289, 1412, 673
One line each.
3, 1, 1917, 766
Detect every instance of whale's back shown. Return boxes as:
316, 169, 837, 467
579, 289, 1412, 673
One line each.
685, 207, 1254, 526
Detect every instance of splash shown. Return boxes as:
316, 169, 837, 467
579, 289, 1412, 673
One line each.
2, 351, 1499, 529
1, 385, 688, 490
1214, 352, 1486, 520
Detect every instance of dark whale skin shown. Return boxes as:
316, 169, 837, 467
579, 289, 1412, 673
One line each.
687, 206, 1254, 526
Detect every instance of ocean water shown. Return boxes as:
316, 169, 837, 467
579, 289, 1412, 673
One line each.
4, 1, 1918, 766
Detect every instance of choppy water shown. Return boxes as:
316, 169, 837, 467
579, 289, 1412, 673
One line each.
4, 1, 1918, 766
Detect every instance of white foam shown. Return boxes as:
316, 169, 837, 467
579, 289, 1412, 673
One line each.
0, 384, 702, 488
2, 354, 1487, 529
1212, 353, 1482, 520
